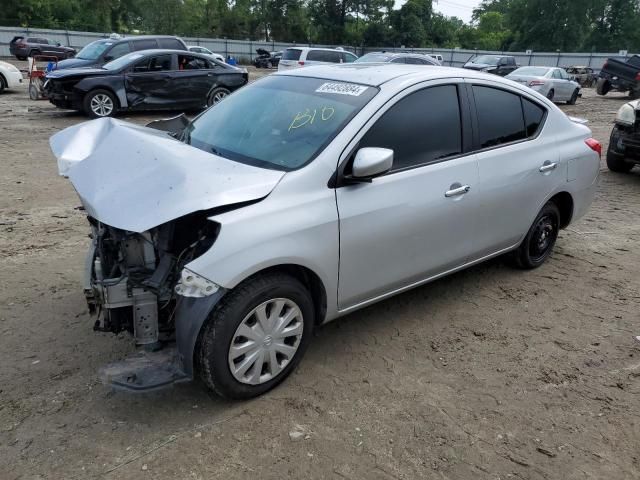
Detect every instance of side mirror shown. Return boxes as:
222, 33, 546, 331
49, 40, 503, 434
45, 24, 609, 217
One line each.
351, 147, 393, 180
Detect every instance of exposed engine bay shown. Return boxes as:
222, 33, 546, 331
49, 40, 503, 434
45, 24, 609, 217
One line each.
86, 212, 219, 346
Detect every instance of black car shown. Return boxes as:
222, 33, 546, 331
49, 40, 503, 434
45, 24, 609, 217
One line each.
596, 55, 640, 98
253, 48, 282, 68
9, 36, 76, 60
44, 49, 248, 118
55, 35, 188, 70
463, 55, 518, 76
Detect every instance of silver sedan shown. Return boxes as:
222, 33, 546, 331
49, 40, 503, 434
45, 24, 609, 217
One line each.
507, 66, 581, 104
51, 65, 600, 399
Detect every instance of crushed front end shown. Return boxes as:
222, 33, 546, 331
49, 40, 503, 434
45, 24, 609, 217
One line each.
609, 101, 640, 167
86, 213, 221, 391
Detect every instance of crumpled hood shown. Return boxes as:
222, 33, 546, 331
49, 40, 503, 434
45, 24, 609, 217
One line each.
50, 118, 285, 233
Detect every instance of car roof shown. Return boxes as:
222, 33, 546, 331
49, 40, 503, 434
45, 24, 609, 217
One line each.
284, 46, 348, 52
274, 64, 509, 87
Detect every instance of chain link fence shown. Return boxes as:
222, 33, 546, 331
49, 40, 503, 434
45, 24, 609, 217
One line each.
0, 25, 632, 70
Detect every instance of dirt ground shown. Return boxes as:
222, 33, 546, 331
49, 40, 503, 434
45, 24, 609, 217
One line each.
1, 60, 639, 480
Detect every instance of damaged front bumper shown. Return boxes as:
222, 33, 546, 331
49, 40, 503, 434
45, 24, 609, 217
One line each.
609, 123, 640, 165
86, 218, 224, 392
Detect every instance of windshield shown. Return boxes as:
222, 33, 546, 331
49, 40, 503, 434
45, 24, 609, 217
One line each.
472, 55, 501, 65
103, 52, 145, 70
511, 67, 550, 76
184, 76, 378, 171
355, 53, 392, 63
76, 40, 111, 60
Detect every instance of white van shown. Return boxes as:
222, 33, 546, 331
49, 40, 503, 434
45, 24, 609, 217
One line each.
278, 47, 358, 71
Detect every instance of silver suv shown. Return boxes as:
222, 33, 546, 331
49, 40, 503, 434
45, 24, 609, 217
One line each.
51, 65, 600, 399
278, 47, 358, 70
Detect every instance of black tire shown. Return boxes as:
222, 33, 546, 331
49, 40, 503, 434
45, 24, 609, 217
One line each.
207, 86, 231, 106
198, 272, 315, 399
512, 202, 561, 269
596, 78, 610, 96
546, 89, 555, 101
606, 146, 634, 173
567, 88, 579, 105
29, 83, 39, 100
266, 60, 273, 69
28, 49, 40, 58
16, 55, 26, 61
83, 89, 117, 118
629, 88, 640, 100
0, 74, 5, 93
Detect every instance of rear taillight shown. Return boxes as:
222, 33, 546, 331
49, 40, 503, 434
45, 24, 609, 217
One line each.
635, 72, 640, 81
529, 80, 545, 86
298, 61, 304, 66
585, 138, 602, 157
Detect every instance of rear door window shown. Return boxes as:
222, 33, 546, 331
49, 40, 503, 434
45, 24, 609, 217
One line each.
133, 39, 158, 51
472, 86, 526, 149
158, 38, 184, 50
178, 54, 208, 70
359, 85, 463, 171
307, 50, 342, 63
391, 57, 406, 64
282, 49, 302, 60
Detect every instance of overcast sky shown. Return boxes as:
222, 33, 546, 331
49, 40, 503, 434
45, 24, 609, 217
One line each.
433, 0, 482, 23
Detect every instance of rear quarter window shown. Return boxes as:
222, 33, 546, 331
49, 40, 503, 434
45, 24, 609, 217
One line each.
522, 98, 546, 137
282, 49, 302, 61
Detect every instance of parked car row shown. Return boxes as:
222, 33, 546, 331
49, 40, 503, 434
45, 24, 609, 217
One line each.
44, 49, 248, 117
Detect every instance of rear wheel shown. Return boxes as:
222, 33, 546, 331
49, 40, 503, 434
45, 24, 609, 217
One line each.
546, 89, 555, 101
629, 88, 640, 100
16, 55, 26, 61
28, 49, 40, 58
207, 87, 231, 106
0, 74, 6, 93
567, 88, 579, 105
606, 146, 634, 173
596, 78, 611, 96
198, 272, 315, 399
83, 89, 117, 118
511, 202, 560, 269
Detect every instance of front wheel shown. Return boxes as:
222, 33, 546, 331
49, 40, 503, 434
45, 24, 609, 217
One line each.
567, 88, 579, 105
83, 89, 117, 118
511, 202, 560, 269
596, 78, 611, 96
198, 272, 315, 399
207, 87, 231, 107
546, 89, 555, 101
606, 146, 634, 173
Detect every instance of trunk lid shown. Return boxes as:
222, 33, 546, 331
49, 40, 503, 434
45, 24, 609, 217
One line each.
50, 118, 285, 233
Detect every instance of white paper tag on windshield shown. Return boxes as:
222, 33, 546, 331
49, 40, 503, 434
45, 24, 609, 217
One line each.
316, 82, 368, 96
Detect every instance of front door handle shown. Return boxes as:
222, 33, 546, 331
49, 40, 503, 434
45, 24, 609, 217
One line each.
445, 184, 471, 198
539, 161, 558, 172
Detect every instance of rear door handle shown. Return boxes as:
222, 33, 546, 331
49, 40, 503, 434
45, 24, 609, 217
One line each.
539, 161, 558, 172
445, 184, 471, 197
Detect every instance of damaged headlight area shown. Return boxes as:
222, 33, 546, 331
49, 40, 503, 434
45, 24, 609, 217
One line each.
86, 212, 220, 346
175, 268, 219, 298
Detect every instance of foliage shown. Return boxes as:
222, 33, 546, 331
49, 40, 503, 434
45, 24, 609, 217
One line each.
2, 0, 640, 52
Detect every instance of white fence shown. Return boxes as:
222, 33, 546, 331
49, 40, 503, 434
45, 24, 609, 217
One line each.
0, 25, 633, 70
